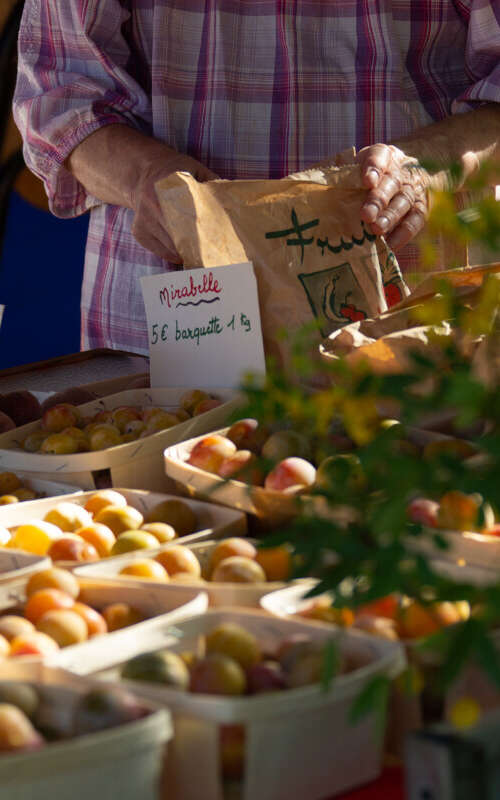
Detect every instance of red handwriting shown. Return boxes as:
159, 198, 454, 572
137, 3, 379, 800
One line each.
159, 272, 221, 309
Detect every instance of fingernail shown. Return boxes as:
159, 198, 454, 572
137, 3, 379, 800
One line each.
376, 215, 389, 231
366, 168, 379, 185
363, 203, 379, 221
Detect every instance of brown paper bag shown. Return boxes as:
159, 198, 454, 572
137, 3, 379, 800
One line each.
156, 166, 409, 361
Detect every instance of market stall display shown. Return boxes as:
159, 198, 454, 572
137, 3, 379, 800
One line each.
0, 470, 82, 504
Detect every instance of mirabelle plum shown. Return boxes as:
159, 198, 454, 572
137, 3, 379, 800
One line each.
122, 420, 146, 440
119, 560, 169, 581
41, 403, 80, 433
22, 431, 49, 453
179, 390, 209, 415
155, 545, 201, 577
44, 502, 92, 532
0, 496, 18, 506
255, 546, 292, 581
91, 410, 113, 425
101, 603, 144, 632
192, 397, 222, 415
140, 523, 176, 544
0, 617, 34, 642
264, 457, 316, 492
47, 537, 99, 563
40, 433, 79, 455
89, 424, 122, 451
74, 523, 116, 557
8, 521, 63, 556
71, 603, 108, 636
83, 490, 128, 516
36, 609, 88, 647
110, 531, 159, 556
61, 427, 89, 452
145, 499, 196, 537
141, 407, 166, 423
9, 632, 59, 657
0, 473, 21, 494
190, 654, 246, 696
12, 488, 37, 502
94, 505, 144, 535
210, 539, 257, 573
187, 435, 237, 474
206, 623, 261, 668
111, 406, 142, 432
218, 451, 263, 485
26, 567, 80, 599
24, 588, 75, 624
211, 557, 266, 584
142, 411, 179, 434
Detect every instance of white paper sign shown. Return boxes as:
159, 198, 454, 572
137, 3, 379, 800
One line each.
140, 263, 266, 388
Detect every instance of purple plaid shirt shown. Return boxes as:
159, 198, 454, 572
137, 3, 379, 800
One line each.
14, 1, 500, 354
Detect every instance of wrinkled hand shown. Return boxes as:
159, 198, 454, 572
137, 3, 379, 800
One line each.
131, 150, 218, 263
358, 144, 430, 251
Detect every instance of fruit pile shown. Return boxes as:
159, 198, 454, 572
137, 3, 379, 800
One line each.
408, 490, 499, 535
0, 683, 150, 754
1, 491, 197, 560
0, 567, 146, 657
0, 471, 40, 507
19, 389, 221, 455
114, 537, 292, 584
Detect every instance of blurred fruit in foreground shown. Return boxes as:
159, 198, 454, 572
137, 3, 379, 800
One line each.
145, 499, 196, 538
0, 704, 44, 752
122, 651, 189, 689
72, 687, 150, 736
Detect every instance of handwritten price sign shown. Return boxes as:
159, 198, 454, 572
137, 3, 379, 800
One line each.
141, 263, 266, 389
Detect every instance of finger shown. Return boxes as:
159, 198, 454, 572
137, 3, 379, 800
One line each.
359, 144, 394, 189
385, 202, 427, 250
361, 172, 403, 224
370, 187, 415, 235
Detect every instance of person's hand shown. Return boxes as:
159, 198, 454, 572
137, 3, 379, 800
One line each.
131, 150, 218, 262
357, 144, 430, 251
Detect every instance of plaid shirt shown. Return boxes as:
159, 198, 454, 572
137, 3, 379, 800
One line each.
14, 1, 500, 354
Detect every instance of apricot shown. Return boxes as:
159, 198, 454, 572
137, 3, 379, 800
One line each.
407, 497, 439, 527
0, 635, 10, 658
218, 450, 263, 485
0, 616, 35, 642
44, 502, 92, 532
255, 546, 291, 581
102, 603, 144, 632
261, 430, 312, 463
300, 602, 355, 627
357, 595, 399, 621
9, 632, 59, 657
140, 522, 177, 544
226, 418, 262, 452
89, 424, 122, 450
24, 588, 75, 623
210, 538, 257, 573
91, 410, 113, 425
122, 420, 146, 440
0, 495, 18, 506
437, 491, 481, 531
192, 397, 222, 415
142, 411, 179, 434
74, 523, 116, 557
190, 654, 247, 696
40, 432, 79, 455
397, 601, 463, 640
22, 431, 49, 453
60, 427, 89, 452
0, 704, 44, 751
111, 406, 142, 432
26, 567, 80, 599
8, 521, 63, 556
206, 623, 261, 668
212, 557, 266, 584
0, 683, 39, 718
110, 531, 159, 556
41, 403, 80, 433
94, 505, 144, 535
48, 537, 99, 563
170, 573, 206, 584
141, 407, 166, 423
155, 545, 201, 578
187, 435, 237, 474
145, 499, 196, 538
36, 609, 88, 647
12, 488, 37, 501
119, 560, 169, 581
264, 457, 316, 492
83, 489, 128, 516
179, 389, 210, 415
0, 472, 21, 494
247, 661, 286, 694
72, 603, 108, 636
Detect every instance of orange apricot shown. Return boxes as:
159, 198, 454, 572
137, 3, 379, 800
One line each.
26, 567, 80, 599
155, 546, 201, 578
255, 546, 291, 581
24, 589, 74, 624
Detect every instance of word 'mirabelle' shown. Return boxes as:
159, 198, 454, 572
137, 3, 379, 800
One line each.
159, 272, 222, 309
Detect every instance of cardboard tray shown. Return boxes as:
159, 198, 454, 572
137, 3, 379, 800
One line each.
0, 488, 247, 569
0, 388, 241, 491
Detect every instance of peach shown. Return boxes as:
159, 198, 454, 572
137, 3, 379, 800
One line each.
44, 502, 92, 532
94, 505, 144, 535
212, 557, 266, 584
22, 430, 50, 453
261, 430, 312, 463
41, 403, 80, 432
0, 616, 34, 642
192, 397, 222, 415
102, 603, 144, 632
155, 545, 201, 577
72, 603, 108, 636
74, 523, 116, 557
220, 725, 245, 780
8, 521, 63, 556
36, 609, 88, 647
0, 704, 44, 751
89, 424, 122, 450
255, 546, 292, 581
119, 560, 169, 581
206, 623, 261, 668
407, 497, 439, 527
83, 489, 128, 516
9, 632, 59, 657
210, 538, 257, 573
140, 522, 177, 544
0, 495, 18, 506
39, 432, 79, 454
48, 537, 99, 563
0, 472, 21, 494
26, 567, 80, 599
24, 588, 75, 624
437, 491, 481, 531
218, 450, 264, 485
187, 435, 237, 474
145, 499, 196, 538
110, 531, 159, 556
190, 654, 247, 696
264, 457, 316, 492
179, 389, 210, 415
12, 488, 37, 501
247, 661, 286, 694
111, 406, 142, 432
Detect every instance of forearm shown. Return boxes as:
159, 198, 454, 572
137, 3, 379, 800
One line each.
391, 104, 500, 187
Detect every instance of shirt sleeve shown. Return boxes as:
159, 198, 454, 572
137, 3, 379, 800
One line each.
451, 0, 500, 112
13, 0, 151, 218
